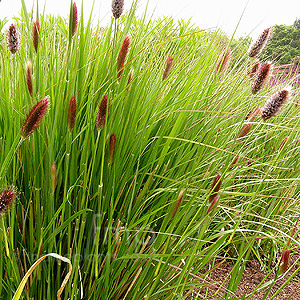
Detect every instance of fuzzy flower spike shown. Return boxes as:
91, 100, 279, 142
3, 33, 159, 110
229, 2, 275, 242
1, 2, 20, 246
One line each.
32, 19, 40, 53
7, 24, 20, 54
21, 96, 50, 140
0, 188, 16, 215
248, 27, 273, 58
251, 61, 272, 94
112, 0, 124, 19
261, 86, 291, 121
117, 36, 130, 80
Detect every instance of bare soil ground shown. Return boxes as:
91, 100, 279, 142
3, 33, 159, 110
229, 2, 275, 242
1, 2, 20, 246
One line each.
195, 254, 300, 299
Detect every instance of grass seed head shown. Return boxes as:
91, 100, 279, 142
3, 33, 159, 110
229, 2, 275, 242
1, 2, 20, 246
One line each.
206, 195, 220, 215
109, 134, 117, 164
216, 48, 231, 74
7, 24, 20, 54
279, 249, 290, 274
248, 27, 273, 58
68, 96, 77, 132
117, 36, 130, 80
0, 188, 16, 215
251, 61, 272, 94
112, 0, 124, 19
26, 60, 33, 96
237, 123, 252, 139
209, 173, 222, 202
96, 95, 108, 130
21, 96, 50, 140
162, 56, 174, 80
261, 86, 291, 121
51, 162, 57, 193
71, 2, 78, 37
171, 189, 185, 217
249, 60, 260, 78
32, 19, 40, 53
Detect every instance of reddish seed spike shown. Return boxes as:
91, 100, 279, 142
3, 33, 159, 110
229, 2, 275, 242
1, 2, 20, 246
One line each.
96, 95, 108, 130
0, 188, 16, 214
117, 36, 130, 80
171, 189, 185, 217
248, 27, 273, 58
32, 19, 40, 53
246, 107, 260, 122
21, 96, 50, 140
162, 56, 174, 80
71, 2, 78, 37
26, 60, 33, 96
112, 0, 124, 19
249, 60, 260, 78
279, 249, 290, 274
209, 173, 222, 203
261, 86, 291, 121
237, 123, 252, 138
251, 61, 272, 94
278, 137, 288, 150
109, 134, 116, 164
7, 24, 20, 54
68, 96, 77, 132
206, 195, 220, 215
216, 48, 231, 74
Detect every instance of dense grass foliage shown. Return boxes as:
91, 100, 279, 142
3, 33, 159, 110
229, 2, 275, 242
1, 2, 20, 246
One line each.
1, 1, 300, 299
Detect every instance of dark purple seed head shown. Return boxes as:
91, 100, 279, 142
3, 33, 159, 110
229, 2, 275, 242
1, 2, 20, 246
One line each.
71, 2, 78, 37
279, 249, 290, 274
112, 0, 124, 19
68, 96, 77, 132
251, 61, 272, 94
21, 96, 50, 140
96, 95, 108, 130
32, 19, 40, 53
26, 60, 33, 96
0, 188, 16, 214
209, 173, 222, 202
117, 36, 130, 80
162, 56, 174, 80
216, 48, 231, 74
7, 24, 20, 54
248, 27, 273, 58
109, 134, 116, 164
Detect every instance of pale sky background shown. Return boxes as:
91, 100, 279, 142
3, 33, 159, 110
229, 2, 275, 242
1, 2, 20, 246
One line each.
0, 0, 300, 38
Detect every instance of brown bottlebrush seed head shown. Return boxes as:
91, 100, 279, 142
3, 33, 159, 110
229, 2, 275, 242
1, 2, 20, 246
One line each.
0, 188, 16, 214
68, 96, 77, 132
279, 249, 290, 275
112, 0, 124, 19
109, 134, 116, 164
32, 19, 40, 53
7, 24, 20, 54
206, 195, 220, 215
249, 60, 260, 78
261, 86, 291, 121
96, 95, 108, 130
171, 189, 185, 217
117, 36, 130, 80
237, 123, 252, 138
248, 27, 273, 58
21, 96, 50, 140
251, 61, 272, 94
162, 56, 174, 80
209, 173, 222, 202
71, 2, 78, 37
26, 60, 33, 96
216, 48, 231, 74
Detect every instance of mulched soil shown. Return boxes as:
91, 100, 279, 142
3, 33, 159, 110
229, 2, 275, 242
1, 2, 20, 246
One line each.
193, 254, 300, 299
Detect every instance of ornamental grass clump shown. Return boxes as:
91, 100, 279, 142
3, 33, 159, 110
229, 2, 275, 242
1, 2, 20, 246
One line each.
96, 95, 108, 130
21, 96, 50, 140
112, 0, 124, 19
7, 24, 20, 54
261, 87, 291, 121
32, 19, 40, 53
162, 56, 174, 80
248, 27, 273, 58
117, 36, 130, 80
251, 61, 272, 94
67, 96, 77, 132
0, 189, 16, 214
